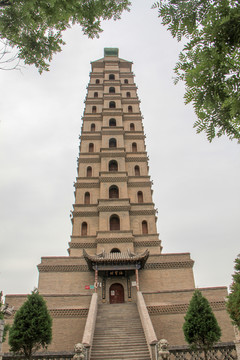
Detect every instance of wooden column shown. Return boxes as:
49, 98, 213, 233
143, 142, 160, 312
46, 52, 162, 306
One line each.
135, 268, 139, 291
94, 269, 98, 293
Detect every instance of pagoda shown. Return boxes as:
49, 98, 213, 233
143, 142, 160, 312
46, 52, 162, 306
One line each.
4, 49, 235, 358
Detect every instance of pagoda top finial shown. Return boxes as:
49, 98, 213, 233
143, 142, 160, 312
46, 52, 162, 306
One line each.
104, 48, 119, 57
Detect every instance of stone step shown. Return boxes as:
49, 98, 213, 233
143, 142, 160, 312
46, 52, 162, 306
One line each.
94, 330, 145, 335
93, 336, 146, 341
91, 349, 150, 353
92, 344, 148, 347
92, 343, 148, 347
91, 355, 150, 360
90, 303, 150, 360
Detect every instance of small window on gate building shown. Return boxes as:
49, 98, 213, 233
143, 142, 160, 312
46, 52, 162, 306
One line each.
110, 248, 121, 253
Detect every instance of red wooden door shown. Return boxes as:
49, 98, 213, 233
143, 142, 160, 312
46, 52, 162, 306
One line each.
109, 283, 124, 304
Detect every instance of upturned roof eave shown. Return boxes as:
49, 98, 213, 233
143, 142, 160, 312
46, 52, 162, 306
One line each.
83, 249, 149, 271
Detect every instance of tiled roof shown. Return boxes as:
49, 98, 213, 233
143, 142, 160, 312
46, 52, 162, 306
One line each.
83, 249, 149, 270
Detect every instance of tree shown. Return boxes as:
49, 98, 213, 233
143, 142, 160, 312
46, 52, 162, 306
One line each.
152, 0, 240, 142
0, 291, 12, 344
226, 254, 240, 329
9, 289, 52, 360
0, 39, 20, 70
0, 0, 130, 73
183, 289, 221, 360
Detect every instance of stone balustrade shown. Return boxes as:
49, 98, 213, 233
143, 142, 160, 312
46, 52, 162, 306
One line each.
81, 293, 98, 360
168, 342, 237, 359
137, 291, 158, 360
2, 342, 238, 360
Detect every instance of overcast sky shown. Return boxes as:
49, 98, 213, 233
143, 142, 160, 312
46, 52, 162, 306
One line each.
1, 0, 239, 297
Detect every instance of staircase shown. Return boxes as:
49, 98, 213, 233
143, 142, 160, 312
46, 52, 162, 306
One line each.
90, 302, 151, 360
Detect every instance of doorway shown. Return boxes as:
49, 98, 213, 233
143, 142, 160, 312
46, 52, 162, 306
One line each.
109, 283, 124, 304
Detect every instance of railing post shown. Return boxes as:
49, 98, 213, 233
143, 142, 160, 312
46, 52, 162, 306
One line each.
150, 342, 158, 360
84, 346, 89, 360
234, 326, 240, 360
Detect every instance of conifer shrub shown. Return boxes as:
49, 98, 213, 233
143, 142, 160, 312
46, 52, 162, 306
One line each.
183, 289, 221, 360
9, 289, 52, 360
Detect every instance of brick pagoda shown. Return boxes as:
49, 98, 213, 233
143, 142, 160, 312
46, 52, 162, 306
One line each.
4, 49, 235, 357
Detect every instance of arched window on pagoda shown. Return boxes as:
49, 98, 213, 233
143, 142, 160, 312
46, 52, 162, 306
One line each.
110, 248, 121, 253
109, 160, 118, 172
109, 138, 117, 148
109, 101, 116, 109
92, 106, 96, 113
91, 123, 95, 132
94, 92, 98, 98
142, 221, 148, 234
81, 222, 88, 236
89, 143, 94, 152
109, 118, 116, 127
134, 165, 140, 176
87, 166, 92, 177
109, 185, 119, 199
84, 192, 90, 204
109, 74, 115, 80
96, 79, 100, 84
109, 87, 115, 94
132, 142, 137, 152
137, 191, 143, 203
124, 79, 128, 84
130, 123, 135, 131
127, 92, 131, 98
110, 214, 120, 230
128, 105, 133, 113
